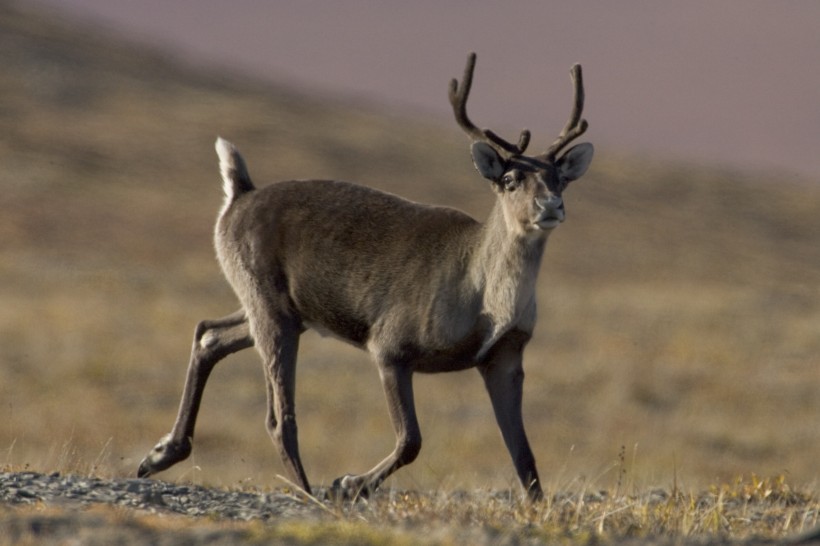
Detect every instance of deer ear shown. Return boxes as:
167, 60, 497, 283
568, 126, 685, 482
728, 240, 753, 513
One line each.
556, 142, 594, 183
471, 142, 505, 181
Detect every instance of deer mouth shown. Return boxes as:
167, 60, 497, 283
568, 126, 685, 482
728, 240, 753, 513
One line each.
535, 210, 564, 229
536, 218, 561, 230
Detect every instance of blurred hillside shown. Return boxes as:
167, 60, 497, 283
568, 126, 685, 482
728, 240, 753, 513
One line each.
1, 2, 818, 492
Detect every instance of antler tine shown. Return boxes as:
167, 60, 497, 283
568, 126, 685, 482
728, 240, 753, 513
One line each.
543, 63, 589, 159
448, 53, 482, 141
449, 53, 531, 155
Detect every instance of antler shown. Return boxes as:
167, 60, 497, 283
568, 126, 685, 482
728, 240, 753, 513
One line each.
449, 52, 531, 155
542, 64, 588, 160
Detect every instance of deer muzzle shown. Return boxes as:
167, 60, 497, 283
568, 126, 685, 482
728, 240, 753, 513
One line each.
535, 196, 565, 229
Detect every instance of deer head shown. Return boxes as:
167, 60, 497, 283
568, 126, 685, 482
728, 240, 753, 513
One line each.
449, 53, 594, 235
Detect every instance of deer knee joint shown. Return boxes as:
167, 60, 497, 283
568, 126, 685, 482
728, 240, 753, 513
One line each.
271, 414, 298, 442
398, 432, 422, 465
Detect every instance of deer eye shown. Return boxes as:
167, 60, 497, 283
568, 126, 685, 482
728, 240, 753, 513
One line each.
501, 172, 520, 191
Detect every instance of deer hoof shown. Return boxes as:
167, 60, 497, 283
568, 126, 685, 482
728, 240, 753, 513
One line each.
136, 434, 192, 478
328, 474, 370, 501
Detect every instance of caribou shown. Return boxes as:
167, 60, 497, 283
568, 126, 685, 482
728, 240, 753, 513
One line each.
137, 53, 594, 501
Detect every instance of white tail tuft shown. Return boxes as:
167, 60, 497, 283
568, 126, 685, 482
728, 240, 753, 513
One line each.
215, 137, 254, 201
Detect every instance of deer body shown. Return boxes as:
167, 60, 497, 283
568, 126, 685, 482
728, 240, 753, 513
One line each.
219, 178, 541, 370
138, 54, 594, 501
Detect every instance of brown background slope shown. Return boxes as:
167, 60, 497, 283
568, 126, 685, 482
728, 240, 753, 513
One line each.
31, 0, 820, 181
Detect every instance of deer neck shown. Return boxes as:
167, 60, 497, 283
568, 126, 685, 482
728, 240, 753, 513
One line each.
471, 202, 548, 358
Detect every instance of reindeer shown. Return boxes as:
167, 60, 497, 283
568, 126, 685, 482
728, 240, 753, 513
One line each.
137, 53, 593, 501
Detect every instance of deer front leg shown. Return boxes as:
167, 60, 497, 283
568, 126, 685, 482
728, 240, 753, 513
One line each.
332, 363, 421, 500
137, 310, 252, 478
479, 333, 543, 501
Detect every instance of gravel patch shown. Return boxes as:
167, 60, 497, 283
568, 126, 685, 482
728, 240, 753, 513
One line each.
0, 471, 323, 521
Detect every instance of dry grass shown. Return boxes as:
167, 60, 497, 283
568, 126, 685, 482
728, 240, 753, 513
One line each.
1, 3, 819, 543
1, 474, 817, 545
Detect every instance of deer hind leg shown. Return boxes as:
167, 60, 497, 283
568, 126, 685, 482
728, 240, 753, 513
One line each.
252, 312, 311, 494
478, 333, 543, 501
137, 309, 252, 478
332, 362, 421, 500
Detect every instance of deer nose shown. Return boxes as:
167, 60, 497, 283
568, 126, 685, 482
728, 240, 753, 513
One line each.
535, 195, 565, 228
538, 195, 563, 213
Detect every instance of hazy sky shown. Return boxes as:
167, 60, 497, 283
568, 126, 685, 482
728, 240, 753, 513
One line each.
33, 1, 820, 181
